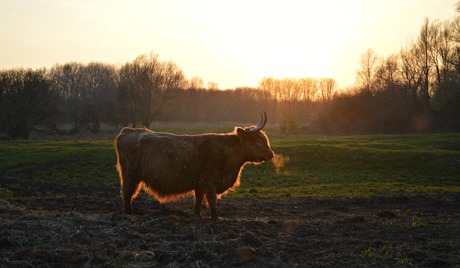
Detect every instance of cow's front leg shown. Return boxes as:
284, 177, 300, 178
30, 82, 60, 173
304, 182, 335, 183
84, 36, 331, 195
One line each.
205, 185, 218, 219
194, 188, 205, 217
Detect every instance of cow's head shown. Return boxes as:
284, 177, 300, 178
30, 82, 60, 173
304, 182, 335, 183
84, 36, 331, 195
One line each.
236, 112, 274, 163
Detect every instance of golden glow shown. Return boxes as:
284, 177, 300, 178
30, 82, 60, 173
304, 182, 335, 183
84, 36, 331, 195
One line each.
204, 1, 348, 83
272, 153, 289, 175
0, 0, 457, 89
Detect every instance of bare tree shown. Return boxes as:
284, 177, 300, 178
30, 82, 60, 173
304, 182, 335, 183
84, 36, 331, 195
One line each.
258, 77, 280, 100
258, 77, 319, 102
357, 48, 381, 94
318, 78, 336, 103
80, 62, 117, 133
207, 81, 219, 90
449, 5, 460, 71
47, 62, 117, 134
373, 55, 400, 91
117, 53, 186, 127
417, 18, 435, 128
298, 77, 319, 102
0, 68, 57, 139
47, 62, 86, 134
400, 45, 421, 112
186, 76, 205, 89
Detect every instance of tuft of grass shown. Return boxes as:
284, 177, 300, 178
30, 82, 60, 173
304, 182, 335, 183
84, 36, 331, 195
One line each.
362, 244, 393, 259
397, 255, 413, 266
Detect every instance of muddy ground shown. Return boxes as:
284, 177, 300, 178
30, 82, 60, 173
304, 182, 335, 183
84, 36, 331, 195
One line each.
0, 184, 459, 267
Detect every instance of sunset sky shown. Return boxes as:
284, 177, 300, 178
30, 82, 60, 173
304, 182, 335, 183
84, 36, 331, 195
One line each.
0, 0, 457, 89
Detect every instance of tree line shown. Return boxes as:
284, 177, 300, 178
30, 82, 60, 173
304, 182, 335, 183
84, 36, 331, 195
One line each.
335, 16, 460, 133
1, 7, 460, 139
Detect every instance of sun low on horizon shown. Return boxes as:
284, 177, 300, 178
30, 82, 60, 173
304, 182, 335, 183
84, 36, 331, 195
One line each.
0, 0, 457, 89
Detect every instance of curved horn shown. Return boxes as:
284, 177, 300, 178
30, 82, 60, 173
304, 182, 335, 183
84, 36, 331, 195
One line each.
249, 112, 267, 132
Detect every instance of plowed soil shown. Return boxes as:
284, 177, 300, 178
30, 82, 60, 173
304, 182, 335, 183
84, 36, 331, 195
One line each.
1, 185, 459, 267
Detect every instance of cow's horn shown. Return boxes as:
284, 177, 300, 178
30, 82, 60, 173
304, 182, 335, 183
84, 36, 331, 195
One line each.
249, 112, 267, 132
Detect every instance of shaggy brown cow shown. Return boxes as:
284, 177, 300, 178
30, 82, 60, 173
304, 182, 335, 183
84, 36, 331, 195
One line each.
115, 113, 274, 218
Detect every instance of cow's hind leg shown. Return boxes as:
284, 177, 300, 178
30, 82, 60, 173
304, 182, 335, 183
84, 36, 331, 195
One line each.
205, 185, 218, 219
120, 170, 141, 214
194, 188, 205, 217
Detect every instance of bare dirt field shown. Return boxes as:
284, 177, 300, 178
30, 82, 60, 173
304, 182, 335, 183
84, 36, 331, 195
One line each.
1, 184, 459, 267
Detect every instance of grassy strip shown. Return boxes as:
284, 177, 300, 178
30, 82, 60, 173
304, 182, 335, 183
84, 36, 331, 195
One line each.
1, 133, 459, 199
235, 133, 460, 197
0, 140, 117, 189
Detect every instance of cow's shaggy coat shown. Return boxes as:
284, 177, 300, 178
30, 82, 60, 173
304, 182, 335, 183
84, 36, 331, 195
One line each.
115, 115, 274, 218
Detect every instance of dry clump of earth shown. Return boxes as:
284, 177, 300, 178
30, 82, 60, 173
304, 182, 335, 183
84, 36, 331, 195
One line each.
0, 185, 459, 267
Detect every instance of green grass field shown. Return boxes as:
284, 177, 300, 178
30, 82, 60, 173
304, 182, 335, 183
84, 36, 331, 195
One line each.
241, 133, 460, 198
1, 132, 459, 199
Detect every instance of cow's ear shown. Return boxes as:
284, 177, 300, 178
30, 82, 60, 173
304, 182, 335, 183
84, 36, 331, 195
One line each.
235, 127, 249, 145
236, 127, 247, 136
